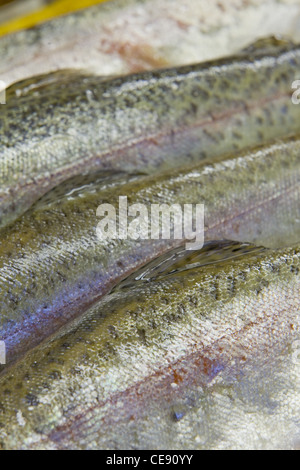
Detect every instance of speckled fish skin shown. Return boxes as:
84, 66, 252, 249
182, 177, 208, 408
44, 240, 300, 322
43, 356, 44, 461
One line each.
0, 136, 299, 368
0, 243, 299, 450
1, 39, 300, 228
2, 0, 300, 87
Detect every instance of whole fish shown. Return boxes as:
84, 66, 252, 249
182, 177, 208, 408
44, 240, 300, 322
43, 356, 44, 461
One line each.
2, 38, 300, 228
0, 241, 299, 450
0, 136, 299, 367
1, 0, 300, 86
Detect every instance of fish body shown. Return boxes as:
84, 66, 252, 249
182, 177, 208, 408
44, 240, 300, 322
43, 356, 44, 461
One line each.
0, 242, 299, 449
1, 39, 300, 227
1, 0, 300, 85
0, 136, 299, 367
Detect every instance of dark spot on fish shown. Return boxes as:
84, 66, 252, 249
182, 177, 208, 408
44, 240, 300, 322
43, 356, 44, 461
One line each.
290, 265, 299, 275
190, 102, 198, 115
232, 131, 242, 140
178, 304, 186, 316
69, 367, 82, 376
25, 393, 39, 406
270, 263, 280, 273
108, 325, 118, 339
148, 319, 157, 329
48, 370, 62, 380
257, 131, 264, 140
188, 295, 198, 306
255, 279, 269, 295
137, 328, 147, 346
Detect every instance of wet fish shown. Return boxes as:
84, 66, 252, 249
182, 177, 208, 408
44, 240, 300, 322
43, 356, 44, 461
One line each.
1, 38, 300, 228
1, 0, 300, 86
0, 241, 299, 450
0, 136, 299, 367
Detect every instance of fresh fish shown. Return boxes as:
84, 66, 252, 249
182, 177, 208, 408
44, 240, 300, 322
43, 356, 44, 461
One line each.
0, 136, 299, 367
1, 0, 300, 86
2, 38, 300, 228
0, 241, 299, 450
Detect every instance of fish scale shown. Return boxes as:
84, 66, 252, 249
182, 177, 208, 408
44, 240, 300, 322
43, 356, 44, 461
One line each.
1, 39, 300, 227
0, 136, 299, 368
0, 242, 298, 449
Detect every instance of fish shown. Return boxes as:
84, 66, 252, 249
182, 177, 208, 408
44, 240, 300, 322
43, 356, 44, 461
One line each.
0, 135, 299, 368
1, 0, 300, 86
2, 38, 300, 228
0, 241, 299, 450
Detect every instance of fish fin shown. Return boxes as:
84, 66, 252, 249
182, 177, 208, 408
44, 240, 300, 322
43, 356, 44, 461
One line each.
114, 240, 267, 290
239, 35, 295, 55
32, 170, 139, 210
6, 69, 117, 97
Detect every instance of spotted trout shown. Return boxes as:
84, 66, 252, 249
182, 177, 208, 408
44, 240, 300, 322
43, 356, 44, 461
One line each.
0, 136, 299, 368
1, 38, 300, 228
0, 241, 299, 450
1, 0, 300, 85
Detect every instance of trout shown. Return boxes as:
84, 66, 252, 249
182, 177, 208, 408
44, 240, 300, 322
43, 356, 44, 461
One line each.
1, 38, 300, 228
0, 136, 299, 367
1, 0, 300, 85
0, 241, 299, 449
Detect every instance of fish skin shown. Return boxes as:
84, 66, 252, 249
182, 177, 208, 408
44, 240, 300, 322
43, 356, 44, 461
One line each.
0, 242, 299, 450
1, 39, 300, 228
0, 136, 299, 368
1, 0, 300, 85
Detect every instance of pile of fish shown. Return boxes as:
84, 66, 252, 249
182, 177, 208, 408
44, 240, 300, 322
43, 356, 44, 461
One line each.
2, 0, 300, 86
0, 0, 299, 450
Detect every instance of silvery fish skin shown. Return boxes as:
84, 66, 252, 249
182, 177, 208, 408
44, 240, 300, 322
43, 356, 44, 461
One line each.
0, 242, 299, 450
1, 0, 300, 86
1, 38, 300, 228
0, 136, 299, 367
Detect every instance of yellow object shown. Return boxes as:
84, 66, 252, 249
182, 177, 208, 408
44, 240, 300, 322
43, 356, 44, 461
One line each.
0, 0, 109, 37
